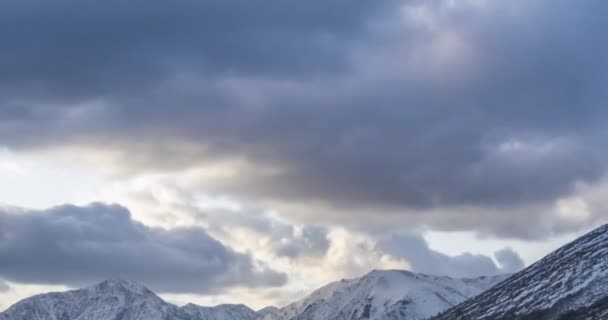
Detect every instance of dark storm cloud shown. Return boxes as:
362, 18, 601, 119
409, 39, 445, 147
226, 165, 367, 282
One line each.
376, 234, 525, 277
1, 1, 608, 237
0, 203, 286, 293
0, 0, 394, 95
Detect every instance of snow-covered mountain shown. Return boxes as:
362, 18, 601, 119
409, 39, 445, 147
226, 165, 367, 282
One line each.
0, 271, 506, 320
432, 224, 608, 320
259, 270, 507, 320
0, 279, 260, 320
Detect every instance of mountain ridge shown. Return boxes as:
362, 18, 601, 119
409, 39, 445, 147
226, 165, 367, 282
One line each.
432, 224, 608, 320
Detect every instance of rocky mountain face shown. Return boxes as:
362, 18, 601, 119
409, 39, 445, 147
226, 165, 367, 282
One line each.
432, 224, 608, 320
259, 270, 507, 320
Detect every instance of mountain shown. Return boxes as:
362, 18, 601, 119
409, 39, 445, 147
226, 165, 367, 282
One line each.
432, 224, 608, 320
0, 279, 259, 320
181, 303, 260, 320
259, 270, 507, 320
256, 306, 280, 318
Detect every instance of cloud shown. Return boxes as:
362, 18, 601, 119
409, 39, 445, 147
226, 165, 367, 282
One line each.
494, 248, 525, 274
0, 280, 9, 292
376, 233, 525, 277
313, 229, 409, 284
0, 0, 396, 103
0, 203, 286, 294
274, 226, 330, 259
0, 0, 607, 238
201, 207, 331, 259
90, 178, 332, 260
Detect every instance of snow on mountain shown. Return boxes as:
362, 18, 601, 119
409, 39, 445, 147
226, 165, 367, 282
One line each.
256, 306, 280, 318
432, 224, 608, 320
0, 279, 258, 320
181, 303, 258, 320
259, 270, 507, 320
0, 279, 175, 320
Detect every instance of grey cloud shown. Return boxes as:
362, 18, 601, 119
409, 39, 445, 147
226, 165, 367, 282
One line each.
1, 0, 608, 238
0, 280, 9, 292
0, 203, 286, 294
376, 234, 525, 277
202, 208, 330, 259
0, 0, 395, 97
494, 248, 526, 274
275, 226, 330, 259
204, 208, 295, 240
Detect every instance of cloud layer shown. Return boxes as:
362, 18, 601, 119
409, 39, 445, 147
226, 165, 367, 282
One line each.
1, 1, 607, 238
0, 203, 286, 293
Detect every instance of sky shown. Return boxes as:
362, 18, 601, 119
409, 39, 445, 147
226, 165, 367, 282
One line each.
1, 0, 608, 311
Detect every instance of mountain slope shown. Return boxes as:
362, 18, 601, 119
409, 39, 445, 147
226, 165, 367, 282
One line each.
257, 306, 280, 318
0, 279, 258, 320
260, 270, 507, 320
432, 224, 608, 320
181, 303, 258, 320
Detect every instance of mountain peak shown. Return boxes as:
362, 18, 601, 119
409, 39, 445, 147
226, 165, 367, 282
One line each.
89, 278, 152, 296
364, 268, 414, 277
182, 302, 252, 310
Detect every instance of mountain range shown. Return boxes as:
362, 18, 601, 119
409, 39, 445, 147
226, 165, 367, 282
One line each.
0, 272, 503, 320
1, 224, 607, 320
